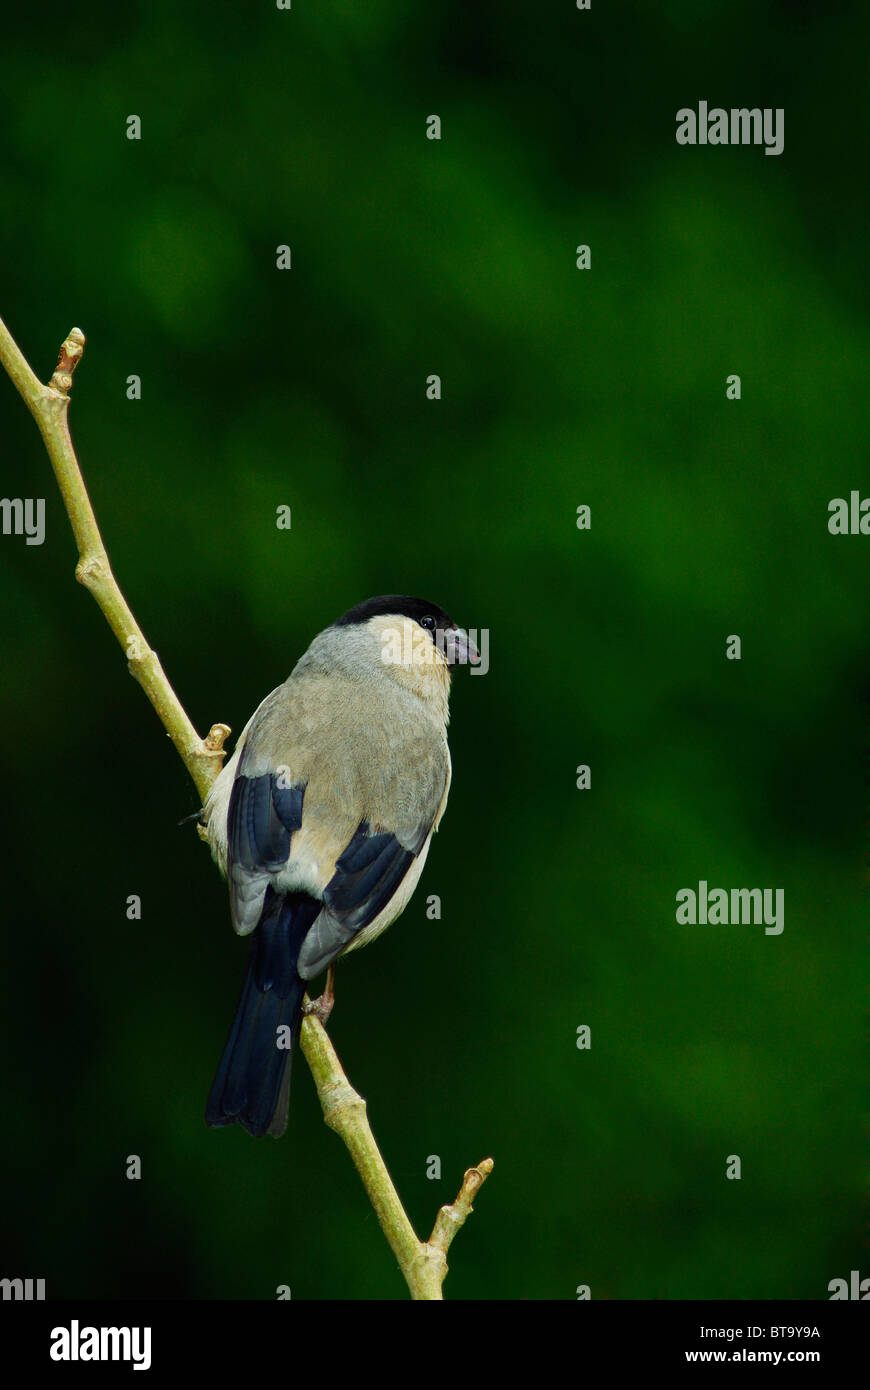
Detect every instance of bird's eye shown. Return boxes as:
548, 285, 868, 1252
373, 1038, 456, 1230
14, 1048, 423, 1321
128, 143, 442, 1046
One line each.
420, 615, 436, 630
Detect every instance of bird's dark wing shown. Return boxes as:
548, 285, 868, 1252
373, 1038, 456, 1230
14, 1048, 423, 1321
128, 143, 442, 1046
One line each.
328, 821, 417, 925
295, 811, 433, 980
226, 772, 305, 935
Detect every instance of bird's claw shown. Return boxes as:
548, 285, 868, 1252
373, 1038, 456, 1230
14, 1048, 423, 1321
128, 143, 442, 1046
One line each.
303, 992, 334, 1026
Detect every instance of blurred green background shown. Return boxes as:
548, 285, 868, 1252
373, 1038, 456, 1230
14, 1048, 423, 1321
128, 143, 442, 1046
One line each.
0, 1, 867, 1300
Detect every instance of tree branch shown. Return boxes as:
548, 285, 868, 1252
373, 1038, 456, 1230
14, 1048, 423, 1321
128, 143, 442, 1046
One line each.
299, 998, 493, 1299
0, 316, 228, 799
0, 314, 493, 1299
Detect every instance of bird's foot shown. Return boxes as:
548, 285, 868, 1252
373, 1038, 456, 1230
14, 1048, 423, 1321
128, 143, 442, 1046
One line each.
303, 991, 334, 1025
303, 963, 335, 1025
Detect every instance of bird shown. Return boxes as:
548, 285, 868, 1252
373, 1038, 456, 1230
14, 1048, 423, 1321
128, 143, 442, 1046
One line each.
203, 594, 478, 1138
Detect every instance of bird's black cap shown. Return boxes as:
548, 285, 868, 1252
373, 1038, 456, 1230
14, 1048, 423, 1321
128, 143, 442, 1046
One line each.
332, 595, 456, 630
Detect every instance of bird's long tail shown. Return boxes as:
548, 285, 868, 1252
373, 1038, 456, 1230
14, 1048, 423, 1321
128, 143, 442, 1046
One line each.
206, 888, 321, 1138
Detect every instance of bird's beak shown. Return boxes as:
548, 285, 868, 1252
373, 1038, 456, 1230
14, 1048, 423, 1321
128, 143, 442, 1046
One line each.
442, 626, 480, 668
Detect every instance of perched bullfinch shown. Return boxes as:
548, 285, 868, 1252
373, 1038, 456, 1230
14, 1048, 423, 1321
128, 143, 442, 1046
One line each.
203, 595, 477, 1138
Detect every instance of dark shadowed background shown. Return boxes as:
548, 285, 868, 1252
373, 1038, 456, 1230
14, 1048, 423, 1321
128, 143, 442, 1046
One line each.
0, 1, 867, 1299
